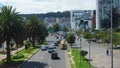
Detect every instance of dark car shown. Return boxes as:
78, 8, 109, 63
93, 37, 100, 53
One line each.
51, 52, 60, 59
54, 43, 58, 46
45, 45, 49, 49
41, 46, 47, 51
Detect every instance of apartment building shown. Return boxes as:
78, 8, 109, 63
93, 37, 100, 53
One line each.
96, 0, 120, 29
44, 17, 70, 29
70, 10, 93, 30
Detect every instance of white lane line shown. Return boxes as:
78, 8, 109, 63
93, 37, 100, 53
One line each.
41, 57, 44, 59
49, 66, 51, 68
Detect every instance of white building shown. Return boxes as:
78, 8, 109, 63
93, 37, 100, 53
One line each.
70, 10, 84, 30
44, 17, 70, 29
96, 0, 120, 29
70, 10, 93, 30
44, 17, 56, 28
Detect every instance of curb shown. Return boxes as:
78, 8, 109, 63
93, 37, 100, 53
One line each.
17, 48, 40, 68
67, 51, 76, 68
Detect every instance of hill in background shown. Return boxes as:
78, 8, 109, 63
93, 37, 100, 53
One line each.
21, 11, 70, 19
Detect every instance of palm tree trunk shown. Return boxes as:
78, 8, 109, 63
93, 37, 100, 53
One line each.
32, 36, 35, 47
6, 36, 11, 62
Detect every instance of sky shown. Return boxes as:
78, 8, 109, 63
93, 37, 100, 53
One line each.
0, 0, 96, 14
0, 3, 2, 7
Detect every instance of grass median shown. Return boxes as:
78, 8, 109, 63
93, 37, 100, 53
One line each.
0, 45, 40, 68
71, 49, 93, 68
12, 46, 40, 61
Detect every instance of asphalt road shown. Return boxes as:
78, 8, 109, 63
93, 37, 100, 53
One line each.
75, 36, 120, 68
20, 35, 70, 68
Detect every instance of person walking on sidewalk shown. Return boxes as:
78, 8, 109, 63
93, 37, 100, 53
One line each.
106, 49, 109, 56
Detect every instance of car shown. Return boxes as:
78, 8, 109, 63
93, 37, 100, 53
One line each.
51, 52, 60, 59
41, 46, 47, 51
48, 47, 55, 53
53, 45, 57, 49
56, 36, 59, 39
54, 43, 58, 46
50, 44, 57, 49
57, 39, 61, 44
45, 45, 49, 49
113, 45, 120, 49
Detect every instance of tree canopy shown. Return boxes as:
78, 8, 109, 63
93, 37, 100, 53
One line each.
66, 33, 76, 46
53, 23, 60, 32
0, 6, 24, 61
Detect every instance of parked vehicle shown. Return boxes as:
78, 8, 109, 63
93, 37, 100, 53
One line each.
113, 45, 120, 49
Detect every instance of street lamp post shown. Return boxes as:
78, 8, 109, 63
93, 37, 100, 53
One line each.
80, 36, 82, 64
110, 0, 113, 68
88, 40, 91, 68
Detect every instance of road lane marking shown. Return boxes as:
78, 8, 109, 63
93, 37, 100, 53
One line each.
41, 57, 44, 59
49, 66, 51, 68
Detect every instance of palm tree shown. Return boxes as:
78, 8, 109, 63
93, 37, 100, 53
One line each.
0, 6, 24, 62
27, 16, 39, 47
53, 23, 60, 32
37, 22, 48, 43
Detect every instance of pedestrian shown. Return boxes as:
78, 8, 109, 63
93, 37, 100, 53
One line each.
106, 49, 109, 56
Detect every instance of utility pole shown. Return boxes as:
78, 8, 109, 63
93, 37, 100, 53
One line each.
88, 40, 91, 68
110, 0, 113, 68
80, 35, 82, 65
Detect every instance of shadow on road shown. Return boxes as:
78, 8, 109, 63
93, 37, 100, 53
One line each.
20, 61, 49, 68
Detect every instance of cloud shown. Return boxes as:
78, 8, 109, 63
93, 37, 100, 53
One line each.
0, 0, 96, 14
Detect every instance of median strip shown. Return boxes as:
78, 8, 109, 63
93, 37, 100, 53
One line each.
17, 46, 40, 68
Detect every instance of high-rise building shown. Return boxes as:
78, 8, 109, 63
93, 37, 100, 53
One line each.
96, 0, 120, 29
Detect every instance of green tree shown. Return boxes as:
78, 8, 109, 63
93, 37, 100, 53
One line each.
112, 33, 120, 46
62, 27, 68, 33
27, 16, 39, 47
37, 22, 48, 43
75, 30, 81, 36
80, 50, 88, 57
53, 23, 60, 32
48, 26, 54, 33
66, 33, 75, 47
83, 31, 92, 40
27, 17, 48, 45
0, 6, 24, 62
100, 31, 108, 45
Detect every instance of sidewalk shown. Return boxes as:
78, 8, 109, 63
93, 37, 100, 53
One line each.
76, 38, 120, 68
0, 46, 24, 61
